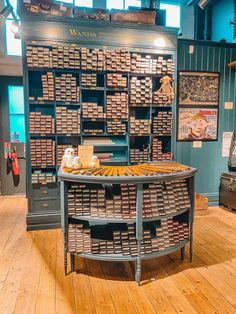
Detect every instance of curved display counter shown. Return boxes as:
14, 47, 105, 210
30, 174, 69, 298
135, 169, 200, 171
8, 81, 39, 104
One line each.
59, 162, 197, 285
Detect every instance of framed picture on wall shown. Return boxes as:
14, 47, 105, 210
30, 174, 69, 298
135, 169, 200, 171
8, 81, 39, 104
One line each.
177, 108, 218, 141
178, 71, 220, 106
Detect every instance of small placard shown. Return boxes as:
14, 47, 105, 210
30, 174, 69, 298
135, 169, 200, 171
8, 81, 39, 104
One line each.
224, 102, 233, 109
78, 145, 94, 168
60, 4, 67, 11
222, 132, 233, 157
193, 141, 202, 148
4, 142, 11, 159
189, 45, 194, 54
11, 132, 19, 143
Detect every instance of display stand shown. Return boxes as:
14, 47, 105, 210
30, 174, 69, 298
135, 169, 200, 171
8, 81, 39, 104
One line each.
59, 164, 196, 285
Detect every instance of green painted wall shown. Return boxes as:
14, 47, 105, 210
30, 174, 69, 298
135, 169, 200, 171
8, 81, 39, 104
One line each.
177, 39, 236, 204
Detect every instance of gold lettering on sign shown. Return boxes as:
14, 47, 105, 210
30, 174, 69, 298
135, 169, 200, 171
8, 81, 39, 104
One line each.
69, 29, 97, 38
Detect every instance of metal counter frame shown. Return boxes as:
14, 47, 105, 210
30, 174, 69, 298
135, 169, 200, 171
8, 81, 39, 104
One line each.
59, 166, 197, 285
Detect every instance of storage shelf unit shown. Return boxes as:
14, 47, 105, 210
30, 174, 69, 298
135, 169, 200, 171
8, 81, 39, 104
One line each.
70, 207, 190, 224
19, 12, 177, 230
59, 166, 196, 284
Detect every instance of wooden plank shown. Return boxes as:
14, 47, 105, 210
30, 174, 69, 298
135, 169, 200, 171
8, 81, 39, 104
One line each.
144, 259, 198, 314
72, 257, 96, 314
191, 236, 236, 302
35, 230, 57, 314
55, 229, 75, 314
157, 255, 221, 314
1, 198, 236, 313
138, 259, 179, 314
0, 199, 27, 295
199, 216, 236, 245
194, 222, 236, 260
122, 262, 157, 314
85, 259, 116, 314
0, 199, 23, 255
168, 252, 236, 314
0, 198, 10, 232
0, 207, 32, 314
14, 231, 44, 314
100, 261, 138, 314
198, 215, 236, 242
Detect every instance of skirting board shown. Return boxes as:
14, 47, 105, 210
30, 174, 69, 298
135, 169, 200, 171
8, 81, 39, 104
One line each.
27, 212, 61, 231
201, 192, 219, 206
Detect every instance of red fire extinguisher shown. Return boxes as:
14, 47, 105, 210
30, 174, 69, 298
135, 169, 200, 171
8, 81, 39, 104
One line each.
11, 147, 20, 176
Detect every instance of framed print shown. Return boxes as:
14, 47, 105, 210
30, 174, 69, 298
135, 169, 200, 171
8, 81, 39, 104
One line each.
178, 71, 220, 106
177, 108, 218, 141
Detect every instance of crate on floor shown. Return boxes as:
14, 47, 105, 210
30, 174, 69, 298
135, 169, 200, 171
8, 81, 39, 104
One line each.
195, 193, 208, 216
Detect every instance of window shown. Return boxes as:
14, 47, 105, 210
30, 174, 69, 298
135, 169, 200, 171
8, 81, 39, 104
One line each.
107, 0, 141, 10
5, 19, 22, 56
56, 0, 73, 3
160, 3, 181, 28
55, 0, 93, 5
8, 86, 25, 143
125, 0, 141, 9
75, 0, 93, 7
7, 0, 18, 18
107, 0, 123, 10
5, 0, 22, 56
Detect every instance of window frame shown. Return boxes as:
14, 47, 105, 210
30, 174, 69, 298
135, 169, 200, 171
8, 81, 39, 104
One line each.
106, 0, 141, 10
4, 0, 22, 56
8, 85, 25, 143
106, 0, 125, 10
5, 17, 22, 56
160, 1, 182, 30
74, 0, 93, 7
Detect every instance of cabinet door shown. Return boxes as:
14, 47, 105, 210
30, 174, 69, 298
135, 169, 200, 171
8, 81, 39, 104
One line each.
0, 77, 26, 195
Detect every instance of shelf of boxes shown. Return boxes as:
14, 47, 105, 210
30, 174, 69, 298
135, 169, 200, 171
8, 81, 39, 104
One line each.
60, 165, 196, 284
25, 41, 176, 233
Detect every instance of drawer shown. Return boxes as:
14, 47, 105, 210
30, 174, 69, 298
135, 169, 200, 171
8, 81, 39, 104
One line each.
31, 198, 60, 213
32, 183, 58, 199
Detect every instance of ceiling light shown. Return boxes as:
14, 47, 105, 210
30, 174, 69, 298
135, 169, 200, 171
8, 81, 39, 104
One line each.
198, 0, 209, 9
11, 20, 19, 33
0, 3, 14, 18
154, 38, 166, 48
11, 20, 21, 39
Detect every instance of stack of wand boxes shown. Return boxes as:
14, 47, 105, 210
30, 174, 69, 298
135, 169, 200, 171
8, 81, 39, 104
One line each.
67, 180, 190, 256
26, 41, 177, 255
27, 44, 175, 165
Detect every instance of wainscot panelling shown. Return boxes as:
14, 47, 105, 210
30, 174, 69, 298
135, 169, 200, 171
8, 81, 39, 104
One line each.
176, 39, 236, 204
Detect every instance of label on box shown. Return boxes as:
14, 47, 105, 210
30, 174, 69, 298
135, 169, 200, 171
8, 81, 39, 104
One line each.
193, 141, 202, 148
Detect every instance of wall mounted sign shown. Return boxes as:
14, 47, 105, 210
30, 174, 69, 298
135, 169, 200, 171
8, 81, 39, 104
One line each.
11, 132, 20, 143
178, 71, 220, 106
177, 71, 220, 142
222, 132, 233, 157
177, 108, 218, 141
4, 142, 11, 159
224, 102, 234, 109
193, 141, 202, 148
22, 20, 177, 50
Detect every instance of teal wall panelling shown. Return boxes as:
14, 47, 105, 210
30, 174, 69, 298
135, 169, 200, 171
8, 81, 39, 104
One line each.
177, 40, 236, 204
212, 0, 234, 43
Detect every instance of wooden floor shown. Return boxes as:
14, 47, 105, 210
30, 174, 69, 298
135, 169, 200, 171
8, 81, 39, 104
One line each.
0, 197, 236, 314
